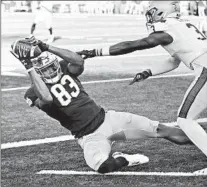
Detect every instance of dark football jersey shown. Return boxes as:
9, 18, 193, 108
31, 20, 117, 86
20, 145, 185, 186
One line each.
24, 60, 105, 138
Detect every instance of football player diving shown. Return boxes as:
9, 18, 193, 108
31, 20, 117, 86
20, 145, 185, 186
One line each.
77, 1, 207, 171
11, 36, 202, 174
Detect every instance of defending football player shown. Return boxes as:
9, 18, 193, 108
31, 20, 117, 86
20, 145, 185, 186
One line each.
11, 36, 196, 174
77, 1, 207, 161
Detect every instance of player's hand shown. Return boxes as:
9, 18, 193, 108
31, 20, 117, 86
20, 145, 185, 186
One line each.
24, 36, 49, 52
36, 40, 49, 52
24, 35, 39, 45
129, 69, 152, 85
11, 39, 42, 61
76, 49, 96, 59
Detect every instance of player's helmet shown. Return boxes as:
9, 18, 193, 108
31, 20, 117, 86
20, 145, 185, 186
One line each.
32, 52, 62, 84
145, 1, 180, 23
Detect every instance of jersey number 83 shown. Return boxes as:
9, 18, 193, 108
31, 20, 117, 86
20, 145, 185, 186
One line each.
50, 75, 80, 106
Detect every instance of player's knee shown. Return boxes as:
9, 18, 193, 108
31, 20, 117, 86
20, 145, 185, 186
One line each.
97, 158, 113, 173
97, 156, 128, 174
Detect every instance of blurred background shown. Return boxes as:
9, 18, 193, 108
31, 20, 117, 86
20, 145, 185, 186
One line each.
1, 0, 207, 16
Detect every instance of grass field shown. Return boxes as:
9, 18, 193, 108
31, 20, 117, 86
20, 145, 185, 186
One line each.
1, 13, 207, 187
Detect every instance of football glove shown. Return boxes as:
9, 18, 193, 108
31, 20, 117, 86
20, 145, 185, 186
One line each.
129, 69, 152, 85
24, 36, 49, 52
24, 35, 39, 45
76, 49, 96, 59
36, 40, 49, 52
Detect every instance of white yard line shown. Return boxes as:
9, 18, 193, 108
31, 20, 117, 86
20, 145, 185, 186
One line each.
2, 86, 30, 92
1, 135, 74, 150
1, 118, 206, 150
1, 72, 26, 77
2, 73, 193, 92
36, 170, 207, 176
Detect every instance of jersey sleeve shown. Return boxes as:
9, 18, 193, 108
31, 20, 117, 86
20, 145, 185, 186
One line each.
24, 86, 38, 107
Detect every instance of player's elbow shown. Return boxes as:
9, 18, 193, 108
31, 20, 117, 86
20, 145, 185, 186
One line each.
44, 95, 53, 104
39, 94, 53, 104
68, 64, 84, 76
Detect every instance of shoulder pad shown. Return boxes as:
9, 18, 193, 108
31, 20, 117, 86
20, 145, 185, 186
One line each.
146, 22, 168, 34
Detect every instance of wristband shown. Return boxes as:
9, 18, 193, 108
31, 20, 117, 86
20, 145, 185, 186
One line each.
96, 46, 110, 56
101, 46, 110, 56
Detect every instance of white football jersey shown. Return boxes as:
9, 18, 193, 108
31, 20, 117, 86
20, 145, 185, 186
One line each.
147, 18, 207, 70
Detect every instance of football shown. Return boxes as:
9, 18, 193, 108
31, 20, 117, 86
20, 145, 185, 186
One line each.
11, 40, 42, 60
30, 45, 42, 59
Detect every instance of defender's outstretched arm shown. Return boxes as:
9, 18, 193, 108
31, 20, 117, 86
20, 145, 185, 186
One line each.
77, 32, 173, 59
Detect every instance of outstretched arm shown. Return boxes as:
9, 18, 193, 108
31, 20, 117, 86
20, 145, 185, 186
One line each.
77, 32, 173, 59
109, 32, 173, 56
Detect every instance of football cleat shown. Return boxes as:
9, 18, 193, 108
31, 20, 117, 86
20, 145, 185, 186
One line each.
112, 152, 149, 166
193, 168, 207, 175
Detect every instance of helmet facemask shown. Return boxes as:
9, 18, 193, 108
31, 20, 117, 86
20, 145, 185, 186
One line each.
32, 52, 62, 84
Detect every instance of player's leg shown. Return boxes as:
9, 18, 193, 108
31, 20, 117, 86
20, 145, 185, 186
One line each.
107, 111, 192, 145
177, 64, 207, 156
45, 11, 54, 43
157, 124, 192, 145
31, 9, 42, 35
108, 111, 159, 141
77, 112, 149, 173
78, 132, 131, 174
